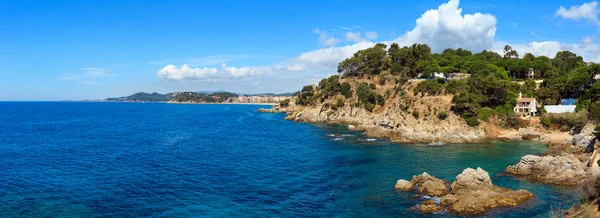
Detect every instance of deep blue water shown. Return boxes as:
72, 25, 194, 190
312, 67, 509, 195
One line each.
0, 102, 580, 217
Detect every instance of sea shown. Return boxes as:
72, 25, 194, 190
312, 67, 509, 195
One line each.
0, 102, 581, 217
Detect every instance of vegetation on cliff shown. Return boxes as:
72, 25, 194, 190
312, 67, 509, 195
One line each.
293, 42, 600, 128
105, 92, 173, 102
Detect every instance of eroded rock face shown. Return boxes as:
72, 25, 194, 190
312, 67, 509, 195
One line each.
410, 172, 448, 196
396, 168, 533, 215
441, 168, 533, 215
505, 155, 588, 185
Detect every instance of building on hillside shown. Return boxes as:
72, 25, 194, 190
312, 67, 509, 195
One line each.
586, 62, 594, 67
544, 105, 576, 113
594, 74, 600, 81
525, 68, 535, 79
446, 73, 470, 81
513, 93, 538, 117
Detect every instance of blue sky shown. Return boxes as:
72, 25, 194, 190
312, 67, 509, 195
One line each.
1, 0, 599, 100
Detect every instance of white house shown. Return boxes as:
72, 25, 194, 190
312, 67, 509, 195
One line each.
525, 68, 535, 79
514, 93, 538, 117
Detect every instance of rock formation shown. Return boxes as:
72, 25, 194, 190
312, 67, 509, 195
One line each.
285, 94, 486, 143
396, 168, 532, 215
505, 154, 588, 185
440, 168, 533, 214
394, 172, 448, 196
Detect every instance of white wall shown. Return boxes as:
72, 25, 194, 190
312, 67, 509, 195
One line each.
544, 105, 576, 113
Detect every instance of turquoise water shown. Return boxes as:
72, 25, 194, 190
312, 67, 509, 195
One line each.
0, 102, 579, 217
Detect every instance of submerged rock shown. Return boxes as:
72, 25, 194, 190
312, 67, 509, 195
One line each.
505, 154, 587, 185
396, 168, 532, 215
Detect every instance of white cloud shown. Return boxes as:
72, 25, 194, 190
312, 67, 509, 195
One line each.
395, 0, 497, 52
314, 29, 340, 46
221, 63, 262, 77
296, 42, 376, 68
582, 35, 597, 45
555, 1, 599, 25
365, 31, 378, 40
345, 31, 364, 43
155, 0, 600, 87
339, 26, 352, 30
157, 64, 219, 80
492, 41, 600, 62
156, 63, 268, 81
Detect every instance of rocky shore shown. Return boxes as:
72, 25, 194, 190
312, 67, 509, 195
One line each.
396, 168, 533, 215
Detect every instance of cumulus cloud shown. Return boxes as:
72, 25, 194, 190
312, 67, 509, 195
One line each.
396, 0, 496, 52
314, 29, 340, 46
156, 0, 600, 85
157, 64, 219, 80
365, 31, 378, 40
555, 1, 599, 25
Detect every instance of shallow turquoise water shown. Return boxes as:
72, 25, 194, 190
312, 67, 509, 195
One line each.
0, 102, 580, 217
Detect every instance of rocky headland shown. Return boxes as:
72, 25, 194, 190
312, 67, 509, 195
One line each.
396, 168, 533, 215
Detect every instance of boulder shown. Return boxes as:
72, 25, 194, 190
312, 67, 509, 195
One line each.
348, 124, 356, 130
441, 168, 533, 215
411, 172, 448, 196
418, 200, 443, 214
394, 179, 412, 191
506, 155, 588, 185
396, 168, 532, 215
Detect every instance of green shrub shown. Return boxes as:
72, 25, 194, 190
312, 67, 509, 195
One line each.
541, 110, 589, 131
590, 101, 600, 123
414, 79, 444, 96
465, 116, 480, 127
541, 117, 551, 127
336, 97, 345, 109
437, 112, 448, 120
341, 82, 353, 99
280, 99, 290, 107
476, 108, 496, 122
369, 83, 376, 90
503, 115, 522, 129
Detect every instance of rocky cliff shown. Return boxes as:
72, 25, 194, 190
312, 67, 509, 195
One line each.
277, 80, 486, 143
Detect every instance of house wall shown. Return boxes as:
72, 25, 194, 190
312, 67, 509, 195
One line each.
544, 105, 576, 113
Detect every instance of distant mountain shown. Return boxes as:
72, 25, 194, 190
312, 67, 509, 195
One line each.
104, 92, 174, 102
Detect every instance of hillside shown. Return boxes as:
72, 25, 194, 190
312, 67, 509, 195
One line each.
272, 43, 600, 144
105, 92, 173, 102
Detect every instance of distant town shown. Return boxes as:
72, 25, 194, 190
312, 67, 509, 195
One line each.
102, 91, 292, 104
